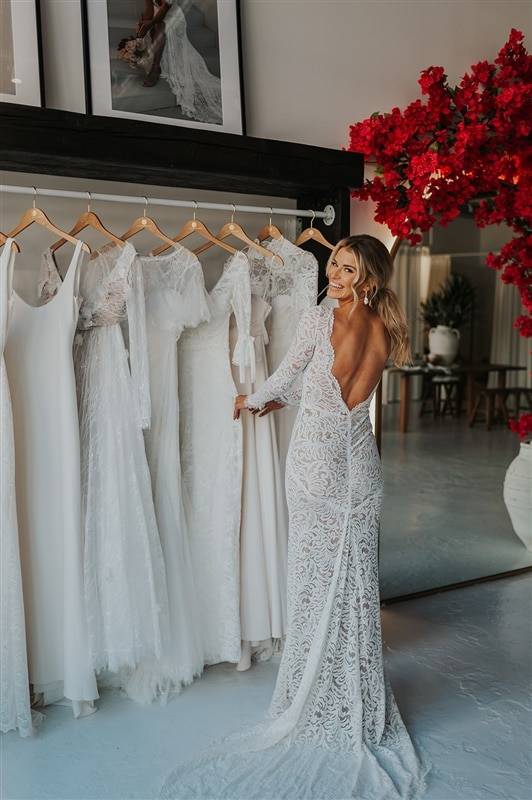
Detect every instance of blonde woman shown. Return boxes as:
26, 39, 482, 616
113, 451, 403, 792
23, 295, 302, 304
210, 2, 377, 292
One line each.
161, 235, 431, 800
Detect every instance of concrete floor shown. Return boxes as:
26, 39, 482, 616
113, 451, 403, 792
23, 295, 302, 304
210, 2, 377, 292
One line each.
379, 402, 532, 600
2, 574, 531, 800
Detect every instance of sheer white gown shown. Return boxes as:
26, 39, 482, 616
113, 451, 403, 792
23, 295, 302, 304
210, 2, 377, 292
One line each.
159, 0, 222, 124
124, 244, 210, 703
40, 241, 169, 676
6, 241, 97, 717
0, 241, 32, 736
178, 251, 253, 665
160, 303, 432, 800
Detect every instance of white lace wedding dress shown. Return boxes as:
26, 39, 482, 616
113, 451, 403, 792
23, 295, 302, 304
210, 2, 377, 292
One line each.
229, 293, 288, 656
124, 244, 210, 703
40, 242, 169, 676
160, 303, 432, 800
0, 241, 32, 736
178, 251, 253, 665
262, 236, 318, 481
159, 0, 222, 124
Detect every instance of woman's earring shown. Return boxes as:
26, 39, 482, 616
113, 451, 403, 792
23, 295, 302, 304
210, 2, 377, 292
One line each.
363, 289, 369, 306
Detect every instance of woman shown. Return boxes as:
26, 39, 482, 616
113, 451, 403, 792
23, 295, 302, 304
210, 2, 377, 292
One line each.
134, 0, 222, 123
160, 235, 432, 799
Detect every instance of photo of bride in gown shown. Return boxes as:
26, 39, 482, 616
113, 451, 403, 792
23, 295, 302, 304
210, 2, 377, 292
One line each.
160, 235, 433, 800
112, 0, 222, 124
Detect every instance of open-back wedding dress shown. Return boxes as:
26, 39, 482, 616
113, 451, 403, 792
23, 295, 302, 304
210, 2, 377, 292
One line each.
161, 303, 432, 800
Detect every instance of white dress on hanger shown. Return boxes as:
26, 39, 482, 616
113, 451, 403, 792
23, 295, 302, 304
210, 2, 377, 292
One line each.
0, 241, 32, 736
159, 0, 222, 124
124, 244, 210, 704
229, 278, 288, 656
178, 251, 253, 665
263, 237, 318, 477
40, 241, 169, 676
160, 303, 432, 800
5, 241, 98, 717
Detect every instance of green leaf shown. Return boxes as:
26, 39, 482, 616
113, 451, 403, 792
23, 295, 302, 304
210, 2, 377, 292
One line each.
370, 111, 381, 118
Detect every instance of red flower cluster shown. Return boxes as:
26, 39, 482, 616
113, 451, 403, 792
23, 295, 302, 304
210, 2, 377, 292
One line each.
348, 29, 532, 438
508, 413, 532, 441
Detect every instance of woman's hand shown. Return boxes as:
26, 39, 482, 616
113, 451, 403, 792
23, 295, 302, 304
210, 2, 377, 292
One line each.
233, 394, 249, 420
253, 400, 285, 417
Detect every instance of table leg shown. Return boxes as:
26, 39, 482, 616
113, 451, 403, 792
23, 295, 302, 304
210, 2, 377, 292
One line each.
400, 374, 410, 433
496, 369, 506, 418
467, 371, 476, 417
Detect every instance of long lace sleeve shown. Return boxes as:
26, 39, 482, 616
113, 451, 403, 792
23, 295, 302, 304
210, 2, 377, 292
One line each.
245, 305, 319, 410
125, 255, 151, 429
229, 256, 255, 384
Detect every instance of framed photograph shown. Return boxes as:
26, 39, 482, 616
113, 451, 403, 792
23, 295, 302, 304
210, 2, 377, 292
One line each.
0, 0, 44, 106
81, 0, 245, 134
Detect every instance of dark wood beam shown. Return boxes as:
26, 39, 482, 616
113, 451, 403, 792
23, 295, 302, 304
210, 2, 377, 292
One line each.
0, 104, 363, 198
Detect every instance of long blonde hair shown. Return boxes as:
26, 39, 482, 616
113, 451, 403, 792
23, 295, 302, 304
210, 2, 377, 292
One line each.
326, 235, 412, 367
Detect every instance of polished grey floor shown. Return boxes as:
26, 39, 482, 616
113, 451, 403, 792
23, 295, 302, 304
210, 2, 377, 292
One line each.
379, 401, 532, 600
2, 574, 531, 800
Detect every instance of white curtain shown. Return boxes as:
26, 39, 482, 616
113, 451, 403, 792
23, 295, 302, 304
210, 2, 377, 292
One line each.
383, 246, 451, 404
489, 280, 531, 390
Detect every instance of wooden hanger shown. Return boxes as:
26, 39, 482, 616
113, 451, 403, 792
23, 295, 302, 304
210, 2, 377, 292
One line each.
8, 187, 91, 254
294, 210, 334, 250
0, 233, 20, 253
120, 196, 177, 249
194, 205, 284, 265
257, 208, 283, 243
151, 201, 238, 257
50, 192, 125, 253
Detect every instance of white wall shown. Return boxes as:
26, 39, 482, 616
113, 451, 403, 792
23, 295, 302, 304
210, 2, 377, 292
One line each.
35, 0, 530, 242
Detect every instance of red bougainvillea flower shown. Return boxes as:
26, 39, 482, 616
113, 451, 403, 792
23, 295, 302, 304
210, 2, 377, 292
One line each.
347, 28, 532, 438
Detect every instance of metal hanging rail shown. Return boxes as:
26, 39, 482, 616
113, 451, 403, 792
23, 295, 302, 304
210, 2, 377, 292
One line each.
0, 184, 336, 226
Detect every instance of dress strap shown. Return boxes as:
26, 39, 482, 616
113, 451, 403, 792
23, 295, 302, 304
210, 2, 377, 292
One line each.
63, 239, 84, 299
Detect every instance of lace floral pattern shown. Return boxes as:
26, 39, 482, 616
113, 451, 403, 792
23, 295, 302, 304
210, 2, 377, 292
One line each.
123, 244, 210, 704
161, 304, 432, 799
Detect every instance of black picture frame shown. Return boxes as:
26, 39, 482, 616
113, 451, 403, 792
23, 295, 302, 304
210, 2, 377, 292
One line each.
0, 0, 45, 108
80, 0, 246, 135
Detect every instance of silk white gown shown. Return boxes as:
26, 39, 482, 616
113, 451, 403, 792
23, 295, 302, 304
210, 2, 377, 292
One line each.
0, 241, 32, 736
178, 251, 253, 665
159, 0, 222, 124
5, 241, 98, 717
160, 304, 432, 800
40, 241, 169, 676
124, 244, 210, 703
229, 293, 288, 654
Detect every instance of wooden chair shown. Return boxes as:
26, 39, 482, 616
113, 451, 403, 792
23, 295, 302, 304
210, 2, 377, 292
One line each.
432, 375, 461, 418
469, 387, 510, 429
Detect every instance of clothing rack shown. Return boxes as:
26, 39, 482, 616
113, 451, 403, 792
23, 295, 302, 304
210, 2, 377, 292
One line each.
0, 184, 336, 226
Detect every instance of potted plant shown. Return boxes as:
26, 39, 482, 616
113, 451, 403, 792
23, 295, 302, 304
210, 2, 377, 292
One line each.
419, 273, 475, 364
504, 416, 532, 550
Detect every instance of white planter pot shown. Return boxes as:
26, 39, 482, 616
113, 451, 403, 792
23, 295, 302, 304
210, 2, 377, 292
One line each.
429, 325, 460, 365
503, 441, 532, 550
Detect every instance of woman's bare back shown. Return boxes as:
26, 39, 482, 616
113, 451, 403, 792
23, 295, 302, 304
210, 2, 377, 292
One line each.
330, 305, 390, 411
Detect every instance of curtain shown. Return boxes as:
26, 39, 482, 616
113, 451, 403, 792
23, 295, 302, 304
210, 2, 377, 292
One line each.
383, 246, 450, 404
489, 280, 531, 390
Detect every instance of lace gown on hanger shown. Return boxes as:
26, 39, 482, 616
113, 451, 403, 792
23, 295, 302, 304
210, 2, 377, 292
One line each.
161, 304, 432, 800
124, 244, 210, 704
159, 0, 222, 124
262, 236, 318, 479
0, 241, 32, 736
6, 241, 97, 717
229, 266, 288, 658
40, 241, 169, 676
178, 251, 253, 666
